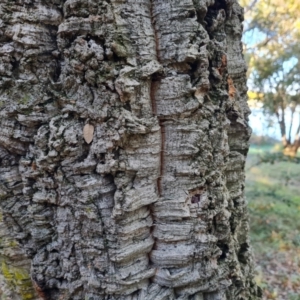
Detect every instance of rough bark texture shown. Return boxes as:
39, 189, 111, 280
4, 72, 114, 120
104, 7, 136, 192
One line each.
0, 0, 261, 299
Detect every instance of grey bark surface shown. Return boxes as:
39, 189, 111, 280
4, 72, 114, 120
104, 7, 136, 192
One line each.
0, 0, 261, 299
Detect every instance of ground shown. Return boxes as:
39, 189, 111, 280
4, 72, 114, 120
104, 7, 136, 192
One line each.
246, 143, 300, 299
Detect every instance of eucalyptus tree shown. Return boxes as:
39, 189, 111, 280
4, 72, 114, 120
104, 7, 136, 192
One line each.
242, 0, 300, 156
0, 0, 261, 299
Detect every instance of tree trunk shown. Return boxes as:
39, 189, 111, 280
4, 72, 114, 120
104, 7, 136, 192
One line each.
282, 122, 300, 156
283, 141, 300, 157
0, 0, 261, 299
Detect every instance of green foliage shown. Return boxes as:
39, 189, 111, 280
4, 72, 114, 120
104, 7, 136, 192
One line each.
250, 150, 300, 166
246, 144, 300, 298
242, 0, 300, 150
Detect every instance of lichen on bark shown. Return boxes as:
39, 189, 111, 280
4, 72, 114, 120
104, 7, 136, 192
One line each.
0, 0, 261, 299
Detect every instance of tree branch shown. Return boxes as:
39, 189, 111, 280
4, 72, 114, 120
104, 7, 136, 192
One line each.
288, 107, 295, 144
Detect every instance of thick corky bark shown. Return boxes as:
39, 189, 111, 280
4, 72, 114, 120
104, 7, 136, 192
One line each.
0, 0, 261, 299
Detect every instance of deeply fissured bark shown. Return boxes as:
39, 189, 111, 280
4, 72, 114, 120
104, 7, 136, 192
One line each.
0, 0, 261, 299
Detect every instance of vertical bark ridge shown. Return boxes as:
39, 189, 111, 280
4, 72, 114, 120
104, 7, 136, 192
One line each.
148, 0, 261, 299
150, 0, 228, 297
223, 2, 260, 298
0, 1, 63, 299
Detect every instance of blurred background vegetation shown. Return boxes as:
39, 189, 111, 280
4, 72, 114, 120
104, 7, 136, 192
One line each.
240, 0, 300, 298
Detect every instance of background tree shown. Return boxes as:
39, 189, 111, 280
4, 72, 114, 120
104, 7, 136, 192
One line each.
0, 0, 261, 299
242, 0, 300, 156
